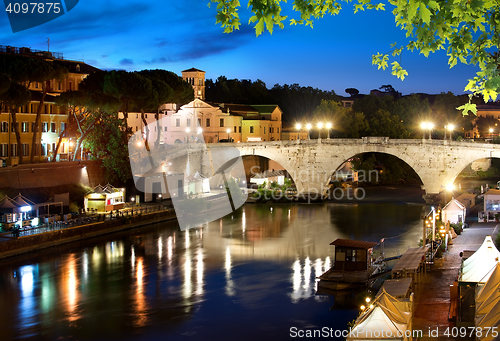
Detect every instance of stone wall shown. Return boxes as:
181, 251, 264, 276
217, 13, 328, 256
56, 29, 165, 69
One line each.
0, 160, 106, 190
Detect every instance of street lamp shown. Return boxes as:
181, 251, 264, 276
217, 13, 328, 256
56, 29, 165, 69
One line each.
306, 123, 312, 140
326, 122, 332, 139
445, 124, 455, 141
421, 122, 434, 140
226, 128, 230, 140
295, 123, 302, 140
185, 127, 190, 143
317, 122, 324, 139
489, 128, 494, 139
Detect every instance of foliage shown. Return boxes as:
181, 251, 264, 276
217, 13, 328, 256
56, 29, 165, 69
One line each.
83, 112, 132, 183
252, 178, 295, 202
474, 116, 500, 138
210, 0, 500, 109
450, 223, 462, 235
367, 109, 409, 138
345, 88, 359, 97
351, 153, 421, 185
205, 78, 338, 124
225, 177, 246, 204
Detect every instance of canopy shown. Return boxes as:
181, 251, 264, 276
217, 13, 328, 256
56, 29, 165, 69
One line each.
347, 291, 410, 340
460, 236, 500, 283
476, 298, 500, 341
348, 306, 408, 340
476, 263, 500, 318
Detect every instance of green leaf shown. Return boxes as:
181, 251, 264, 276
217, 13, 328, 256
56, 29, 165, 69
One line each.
456, 103, 477, 117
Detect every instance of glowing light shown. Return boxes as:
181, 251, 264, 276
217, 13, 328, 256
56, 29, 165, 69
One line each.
445, 183, 454, 191
295, 123, 302, 130
317, 122, 324, 129
326, 122, 332, 129
447, 124, 455, 131
197, 127, 203, 134
365, 297, 371, 303
185, 127, 190, 133
20, 205, 31, 212
360, 305, 366, 310
305, 123, 312, 130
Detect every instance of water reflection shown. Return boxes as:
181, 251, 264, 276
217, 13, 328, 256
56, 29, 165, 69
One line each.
0, 197, 424, 340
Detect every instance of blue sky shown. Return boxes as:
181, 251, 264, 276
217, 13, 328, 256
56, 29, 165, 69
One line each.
1, 0, 477, 97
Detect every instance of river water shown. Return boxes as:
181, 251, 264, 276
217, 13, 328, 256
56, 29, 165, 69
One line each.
0, 187, 427, 341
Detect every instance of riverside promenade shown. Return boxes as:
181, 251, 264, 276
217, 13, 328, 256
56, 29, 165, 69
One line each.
412, 221, 498, 340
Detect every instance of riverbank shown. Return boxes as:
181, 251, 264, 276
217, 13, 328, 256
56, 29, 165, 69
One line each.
0, 207, 177, 260
412, 221, 498, 340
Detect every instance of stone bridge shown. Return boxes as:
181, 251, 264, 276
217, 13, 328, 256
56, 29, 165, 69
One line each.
200, 137, 500, 200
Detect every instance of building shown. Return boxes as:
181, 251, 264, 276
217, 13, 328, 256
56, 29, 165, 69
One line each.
182, 68, 206, 100
479, 188, 500, 222
465, 103, 500, 139
442, 198, 466, 225
0, 45, 99, 165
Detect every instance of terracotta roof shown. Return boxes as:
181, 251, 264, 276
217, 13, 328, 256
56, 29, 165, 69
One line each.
330, 238, 378, 249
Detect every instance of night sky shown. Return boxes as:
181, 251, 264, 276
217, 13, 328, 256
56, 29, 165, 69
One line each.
1, 0, 478, 96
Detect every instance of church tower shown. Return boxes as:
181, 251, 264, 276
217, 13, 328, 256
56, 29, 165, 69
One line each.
182, 68, 206, 100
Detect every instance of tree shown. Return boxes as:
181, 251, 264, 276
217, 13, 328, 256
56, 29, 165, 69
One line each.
367, 109, 409, 138
0, 82, 31, 163
345, 88, 359, 97
474, 116, 500, 138
84, 112, 132, 183
210, 0, 500, 107
55, 90, 121, 161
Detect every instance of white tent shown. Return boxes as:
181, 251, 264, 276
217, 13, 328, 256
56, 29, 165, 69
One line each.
347, 291, 411, 340
460, 236, 500, 283
476, 298, 500, 341
476, 263, 500, 319
442, 198, 466, 224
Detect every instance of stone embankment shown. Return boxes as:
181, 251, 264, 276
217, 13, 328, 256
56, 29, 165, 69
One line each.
0, 208, 177, 259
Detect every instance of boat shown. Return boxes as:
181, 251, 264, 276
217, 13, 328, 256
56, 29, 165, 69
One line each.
317, 238, 388, 290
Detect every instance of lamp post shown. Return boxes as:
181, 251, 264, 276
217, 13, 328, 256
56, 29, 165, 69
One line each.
306, 123, 312, 140
226, 128, 230, 140
489, 128, 494, 139
326, 122, 332, 139
185, 127, 190, 143
197, 127, 203, 142
295, 123, 302, 140
317, 122, 324, 139
445, 124, 455, 141
421, 122, 434, 140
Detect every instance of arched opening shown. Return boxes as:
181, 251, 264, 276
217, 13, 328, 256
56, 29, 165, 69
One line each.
327, 152, 424, 198
241, 155, 296, 190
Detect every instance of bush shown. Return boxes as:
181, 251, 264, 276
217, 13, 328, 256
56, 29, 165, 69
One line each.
450, 223, 462, 235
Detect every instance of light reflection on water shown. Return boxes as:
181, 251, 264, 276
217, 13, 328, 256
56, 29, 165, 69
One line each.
0, 195, 424, 340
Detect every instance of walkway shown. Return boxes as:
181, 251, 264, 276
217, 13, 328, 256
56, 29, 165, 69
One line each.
412, 222, 498, 340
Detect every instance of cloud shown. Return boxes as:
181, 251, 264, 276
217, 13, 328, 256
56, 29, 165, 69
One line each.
120, 58, 134, 66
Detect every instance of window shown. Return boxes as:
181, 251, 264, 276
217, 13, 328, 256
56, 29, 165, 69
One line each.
41, 144, 46, 156
35, 82, 39, 89
42, 122, 48, 132
239, 126, 241, 133
187, 118, 191, 127
0, 144, 8, 157
234, 126, 237, 133
145, 114, 148, 119
220, 118, 224, 127
61, 122, 66, 132
22, 144, 29, 157
51, 122, 56, 133
136, 126, 138, 132
277, 127, 279, 133
176, 118, 181, 127
136, 114, 138, 119
11, 144, 17, 157
21, 122, 29, 132
33, 143, 38, 156
58, 82, 61, 90
0, 122, 8, 133
264, 127, 266, 134
11, 122, 18, 133
199, 79, 203, 86
206, 118, 210, 127
164, 126, 167, 132
250, 126, 254, 134
198, 118, 202, 127
69, 81, 72, 91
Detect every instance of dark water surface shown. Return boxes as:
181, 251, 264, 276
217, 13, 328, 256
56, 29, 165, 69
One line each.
0, 187, 426, 340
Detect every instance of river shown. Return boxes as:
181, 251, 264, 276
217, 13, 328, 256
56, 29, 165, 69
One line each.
0, 186, 427, 340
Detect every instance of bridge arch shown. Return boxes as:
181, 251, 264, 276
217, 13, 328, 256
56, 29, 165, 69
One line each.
204, 139, 500, 199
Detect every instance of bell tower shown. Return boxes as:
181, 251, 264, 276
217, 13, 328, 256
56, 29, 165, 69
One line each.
182, 68, 206, 100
